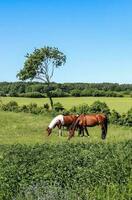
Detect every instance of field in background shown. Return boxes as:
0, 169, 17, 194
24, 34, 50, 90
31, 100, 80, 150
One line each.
1, 96, 132, 113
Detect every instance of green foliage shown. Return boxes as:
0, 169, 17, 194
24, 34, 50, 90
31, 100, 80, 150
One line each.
17, 46, 66, 109
51, 88, 69, 97
0, 99, 132, 127
70, 104, 90, 114
0, 100, 19, 112
18, 92, 45, 98
53, 102, 64, 112
70, 101, 110, 115
0, 82, 131, 97
0, 101, 45, 115
43, 103, 50, 110
89, 101, 110, 115
0, 142, 131, 199
110, 110, 121, 124
17, 47, 66, 81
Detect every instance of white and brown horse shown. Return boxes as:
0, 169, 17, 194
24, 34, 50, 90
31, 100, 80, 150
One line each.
47, 114, 89, 137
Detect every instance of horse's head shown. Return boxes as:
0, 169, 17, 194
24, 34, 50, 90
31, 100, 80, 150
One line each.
47, 127, 52, 136
68, 128, 74, 140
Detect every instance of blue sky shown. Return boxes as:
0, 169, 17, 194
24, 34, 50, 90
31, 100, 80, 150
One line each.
0, 0, 132, 83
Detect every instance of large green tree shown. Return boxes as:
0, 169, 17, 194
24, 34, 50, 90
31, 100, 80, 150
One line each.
17, 46, 66, 108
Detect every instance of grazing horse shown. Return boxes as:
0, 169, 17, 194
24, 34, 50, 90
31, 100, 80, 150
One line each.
47, 114, 89, 136
68, 113, 108, 140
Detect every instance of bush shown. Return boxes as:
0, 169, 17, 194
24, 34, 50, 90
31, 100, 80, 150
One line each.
89, 101, 110, 115
0, 91, 6, 97
43, 103, 50, 111
0, 142, 131, 199
18, 92, 45, 98
110, 110, 121, 124
0, 101, 19, 112
53, 102, 64, 112
70, 104, 90, 114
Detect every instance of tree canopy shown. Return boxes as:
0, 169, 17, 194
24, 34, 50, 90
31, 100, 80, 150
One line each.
17, 46, 66, 108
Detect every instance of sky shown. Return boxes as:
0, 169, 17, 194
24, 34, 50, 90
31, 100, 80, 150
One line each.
0, 0, 132, 83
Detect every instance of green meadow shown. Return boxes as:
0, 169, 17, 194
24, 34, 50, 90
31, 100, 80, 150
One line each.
0, 98, 132, 199
0, 110, 131, 146
0, 96, 132, 146
1, 96, 132, 113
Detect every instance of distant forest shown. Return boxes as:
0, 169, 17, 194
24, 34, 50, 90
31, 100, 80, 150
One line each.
0, 82, 132, 98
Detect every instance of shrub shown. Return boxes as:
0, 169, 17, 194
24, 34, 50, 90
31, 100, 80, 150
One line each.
18, 92, 45, 98
70, 104, 90, 114
43, 103, 50, 111
53, 102, 64, 112
27, 103, 42, 114
109, 110, 121, 124
0, 142, 131, 199
0, 91, 6, 97
0, 101, 19, 112
89, 101, 110, 115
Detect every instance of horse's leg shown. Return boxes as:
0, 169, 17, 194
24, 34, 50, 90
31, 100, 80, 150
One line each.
81, 127, 85, 137
78, 127, 82, 136
57, 124, 62, 136
68, 128, 76, 140
58, 128, 62, 136
100, 124, 105, 140
85, 127, 89, 136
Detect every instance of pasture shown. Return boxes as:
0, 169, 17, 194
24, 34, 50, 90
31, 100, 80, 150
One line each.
1, 96, 132, 113
0, 98, 132, 199
0, 111, 132, 146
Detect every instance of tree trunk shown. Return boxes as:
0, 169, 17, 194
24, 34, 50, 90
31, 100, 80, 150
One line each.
49, 95, 53, 109
46, 82, 54, 109
46, 89, 54, 109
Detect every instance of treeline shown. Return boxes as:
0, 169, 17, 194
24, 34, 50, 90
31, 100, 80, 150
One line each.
0, 82, 132, 97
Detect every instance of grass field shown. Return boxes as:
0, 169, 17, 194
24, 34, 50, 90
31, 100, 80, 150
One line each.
0, 108, 132, 199
1, 96, 132, 113
0, 110, 132, 199
0, 111, 131, 146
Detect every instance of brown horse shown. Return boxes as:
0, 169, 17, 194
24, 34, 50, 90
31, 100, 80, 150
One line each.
47, 114, 89, 137
68, 113, 108, 140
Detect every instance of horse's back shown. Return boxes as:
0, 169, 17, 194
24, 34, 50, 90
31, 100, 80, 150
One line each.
78, 113, 107, 126
64, 115, 77, 125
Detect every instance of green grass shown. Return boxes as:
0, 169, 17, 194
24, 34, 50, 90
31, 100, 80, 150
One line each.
1, 96, 132, 113
0, 111, 131, 199
0, 111, 131, 146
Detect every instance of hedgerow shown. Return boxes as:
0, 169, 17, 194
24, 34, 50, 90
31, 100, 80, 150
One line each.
0, 142, 131, 199
0, 100, 132, 127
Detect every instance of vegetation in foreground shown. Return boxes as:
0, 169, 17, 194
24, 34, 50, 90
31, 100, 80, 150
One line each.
0, 141, 132, 200
0, 105, 131, 200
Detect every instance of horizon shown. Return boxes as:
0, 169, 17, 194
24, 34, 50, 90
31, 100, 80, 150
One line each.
0, 80, 132, 85
0, 0, 132, 84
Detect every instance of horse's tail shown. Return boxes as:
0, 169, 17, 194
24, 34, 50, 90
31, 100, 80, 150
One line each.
68, 116, 80, 139
102, 115, 108, 139
73, 117, 80, 130
104, 115, 108, 133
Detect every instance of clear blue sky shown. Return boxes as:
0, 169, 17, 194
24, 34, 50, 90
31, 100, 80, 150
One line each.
0, 0, 132, 83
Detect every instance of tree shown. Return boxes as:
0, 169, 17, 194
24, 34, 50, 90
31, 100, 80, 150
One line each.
17, 46, 66, 109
